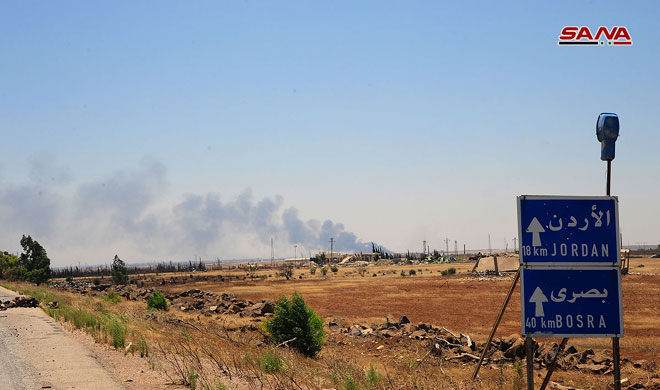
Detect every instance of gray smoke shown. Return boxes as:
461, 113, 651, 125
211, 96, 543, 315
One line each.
0, 158, 373, 264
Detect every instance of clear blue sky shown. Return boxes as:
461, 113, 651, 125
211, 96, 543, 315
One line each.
1, 1, 658, 265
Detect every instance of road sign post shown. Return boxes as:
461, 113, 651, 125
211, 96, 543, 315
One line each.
518, 194, 623, 390
521, 267, 623, 337
518, 196, 620, 267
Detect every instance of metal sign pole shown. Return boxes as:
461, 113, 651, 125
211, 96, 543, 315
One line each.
471, 268, 520, 380
539, 337, 568, 390
598, 112, 621, 390
608, 160, 621, 390
525, 336, 534, 390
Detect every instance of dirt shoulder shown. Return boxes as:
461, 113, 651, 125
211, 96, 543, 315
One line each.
0, 286, 122, 390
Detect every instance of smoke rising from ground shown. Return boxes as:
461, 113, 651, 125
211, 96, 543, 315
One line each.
0, 158, 372, 265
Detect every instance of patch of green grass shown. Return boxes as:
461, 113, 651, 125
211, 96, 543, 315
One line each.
340, 374, 359, 390
108, 318, 126, 349
258, 349, 285, 374
366, 365, 383, 388
188, 368, 199, 390
137, 337, 149, 358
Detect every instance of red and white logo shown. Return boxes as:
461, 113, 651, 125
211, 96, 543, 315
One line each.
558, 26, 632, 46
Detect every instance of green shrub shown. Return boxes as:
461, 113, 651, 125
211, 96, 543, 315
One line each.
147, 290, 169, 311
265, 293, 325, 357
408, 269, 416, 276
310, 267, 316, 275
330, 266, 338, 273
258, 349, 286, 373
93, 278, 101, 286
103, 290, 122, 303
321, 267, 328, 276
400, 270, 406, 277
441, 270, 448, 276
448, 267, 457, 275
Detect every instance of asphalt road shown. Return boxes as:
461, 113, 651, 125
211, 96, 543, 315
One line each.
0, 286, 123, 390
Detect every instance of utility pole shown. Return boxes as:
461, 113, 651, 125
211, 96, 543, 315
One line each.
444, 238, 449, 256
329, 238, 334, 265
294, 245, 297, 260
454, 240, 458, 255
488, 234, 492, 255
513, 237, 518, 252
271, 238, 274, 266
423, 240, 427, 255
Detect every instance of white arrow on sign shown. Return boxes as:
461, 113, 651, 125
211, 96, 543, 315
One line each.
529, 287, 548, 317
526, 217, 545, 247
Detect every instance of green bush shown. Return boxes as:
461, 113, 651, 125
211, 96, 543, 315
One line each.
408, 269, 416, 275
441, 270, 448, 276
448, 267, 457, 275
146, 290, 169, 311
103, 290, 121, 303
265, 293, 325, 357
330, 266, 338, 273
321, 267, 328, 276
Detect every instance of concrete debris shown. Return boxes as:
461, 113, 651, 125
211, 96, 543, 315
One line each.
0, 296, 40, 310
337, 318, 648, 375
49, 280, 275, 318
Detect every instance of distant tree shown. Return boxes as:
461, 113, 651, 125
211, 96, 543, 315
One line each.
281, 263, 294, 280
111, 255, 128, 285
19, 235, 51, 285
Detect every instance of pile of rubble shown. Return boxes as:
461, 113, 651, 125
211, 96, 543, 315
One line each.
49, 280, 275, 318
0, 296, 39, 311
165, 289, 275, 318
334, 314, 652, 375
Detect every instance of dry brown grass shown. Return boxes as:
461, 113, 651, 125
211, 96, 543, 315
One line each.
37, 256, 660, 389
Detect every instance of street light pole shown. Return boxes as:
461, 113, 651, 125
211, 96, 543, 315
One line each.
597, 112, 621, 390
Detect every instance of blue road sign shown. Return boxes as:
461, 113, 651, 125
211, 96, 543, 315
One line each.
517, 196, 620, 266
521, 267, 623, 337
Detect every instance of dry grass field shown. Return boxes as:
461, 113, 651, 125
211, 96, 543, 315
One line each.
31, 255, 659, 389
148, 257, 660, 361
91, 255, 657, 389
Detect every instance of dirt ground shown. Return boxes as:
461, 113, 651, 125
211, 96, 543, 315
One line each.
139, 256, 660, 364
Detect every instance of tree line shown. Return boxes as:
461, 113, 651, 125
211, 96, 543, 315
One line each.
51, 258, 208, 279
